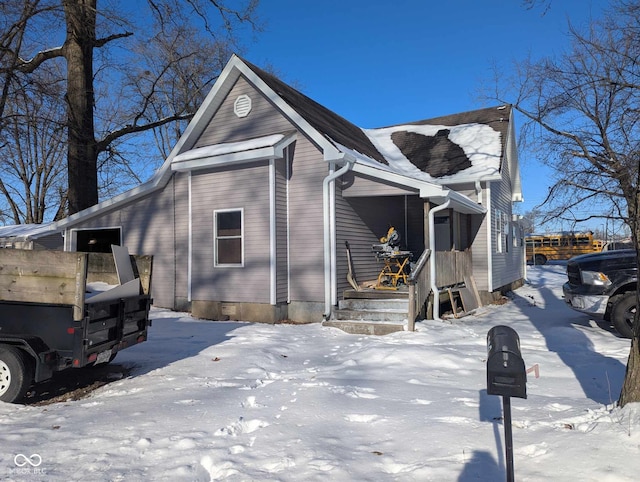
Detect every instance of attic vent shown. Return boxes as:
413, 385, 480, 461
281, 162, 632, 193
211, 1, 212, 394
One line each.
234, 94, 252, 118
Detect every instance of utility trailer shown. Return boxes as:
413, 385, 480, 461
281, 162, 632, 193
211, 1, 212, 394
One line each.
0, 246, 153, 403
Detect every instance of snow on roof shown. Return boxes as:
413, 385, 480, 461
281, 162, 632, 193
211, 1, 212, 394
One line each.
173, 133, 286, 163
0, 222, 56, 239
362, 122, 502, 183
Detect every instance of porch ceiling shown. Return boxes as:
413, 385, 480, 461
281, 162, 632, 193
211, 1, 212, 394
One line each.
347, 162, 485, 215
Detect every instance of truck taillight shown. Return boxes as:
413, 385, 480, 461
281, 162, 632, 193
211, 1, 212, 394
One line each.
67, 327, 75, 335
87, 353, 97, 363
137, 335, 146, 344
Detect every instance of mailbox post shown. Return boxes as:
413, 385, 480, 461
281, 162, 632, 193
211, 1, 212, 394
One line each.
486, 325, 527, 482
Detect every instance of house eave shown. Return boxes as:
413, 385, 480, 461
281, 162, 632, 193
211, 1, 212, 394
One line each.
170, 133, 297, 172
351, 162, 485, 215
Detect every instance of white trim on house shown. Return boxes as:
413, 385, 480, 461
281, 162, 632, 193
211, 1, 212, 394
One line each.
171, 133, 296, 172
213, 208, 245, 268
486, 182, 494, 291
349, 162, 486, 215
285, 145, 292, 304
188, 172, 193, 302
269, 159, 277, 305
66, 226, 122, 251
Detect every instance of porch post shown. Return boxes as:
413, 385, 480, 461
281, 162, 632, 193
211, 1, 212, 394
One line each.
423, 201, 431, 251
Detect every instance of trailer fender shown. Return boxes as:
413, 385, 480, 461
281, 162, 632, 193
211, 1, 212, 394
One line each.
0, 336, 56, 383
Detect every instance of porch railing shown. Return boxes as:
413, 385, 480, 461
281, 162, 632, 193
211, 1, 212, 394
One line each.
407, 249, 472, 330
434, 250, 472, 287
407, 249, 431, 331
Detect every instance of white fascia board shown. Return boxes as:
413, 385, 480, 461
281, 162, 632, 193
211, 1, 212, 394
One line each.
171, 147, 276, 172
446, 189, 487, 214
440, 172, 502, 185
171, 133, 296, 172
352, 162, 440, 193
351, 162, 484, 214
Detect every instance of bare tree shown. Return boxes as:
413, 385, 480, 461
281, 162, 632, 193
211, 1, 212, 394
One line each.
493, 0, 640, 405
0, 67, 67, 223
1, 0, 261, 217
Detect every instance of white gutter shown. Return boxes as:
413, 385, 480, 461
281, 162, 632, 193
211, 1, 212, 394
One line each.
188, 173, 193, 302
429, 199, 452, 321
269, 159, 277, 305
322, 160, 354, 319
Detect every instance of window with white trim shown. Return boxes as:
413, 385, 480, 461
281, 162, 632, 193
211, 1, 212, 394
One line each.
214, 209, 243, 266
495, 209, 504, 253
504, 214, 510, 253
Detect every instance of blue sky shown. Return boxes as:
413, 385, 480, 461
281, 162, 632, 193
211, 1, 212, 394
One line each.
245, 0, 610, 232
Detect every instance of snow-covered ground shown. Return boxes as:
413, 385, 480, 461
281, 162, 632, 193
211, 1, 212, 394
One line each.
2, 264, 639, 481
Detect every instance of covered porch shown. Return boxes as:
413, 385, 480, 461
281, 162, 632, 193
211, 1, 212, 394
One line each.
330, 187, 485, 333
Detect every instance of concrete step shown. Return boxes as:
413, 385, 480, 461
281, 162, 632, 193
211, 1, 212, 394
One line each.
323, 320, 405, 336
332, 307, 408, 322
338, 298, 409, 311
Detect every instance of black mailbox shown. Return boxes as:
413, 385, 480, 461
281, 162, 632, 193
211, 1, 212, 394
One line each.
486, 325, 527, 399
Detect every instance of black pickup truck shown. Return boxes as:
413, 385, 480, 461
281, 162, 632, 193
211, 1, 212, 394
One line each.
563, 249, 637, 337
0, 246, 153, 403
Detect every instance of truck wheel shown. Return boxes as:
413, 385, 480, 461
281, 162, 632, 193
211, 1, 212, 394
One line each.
534, 254, 547, 265
612, 292, 637, 338
0, 346, 34, 403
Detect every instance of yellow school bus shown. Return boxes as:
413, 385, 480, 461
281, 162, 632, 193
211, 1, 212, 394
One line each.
525, 232, 602, 265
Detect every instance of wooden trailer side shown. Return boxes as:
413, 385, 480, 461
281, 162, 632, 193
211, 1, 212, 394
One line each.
0, 249, 88, 321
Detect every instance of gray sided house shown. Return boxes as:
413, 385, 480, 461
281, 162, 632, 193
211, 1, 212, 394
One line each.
2, 55, 524, 326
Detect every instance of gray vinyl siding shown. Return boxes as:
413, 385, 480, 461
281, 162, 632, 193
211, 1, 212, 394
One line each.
489, 155, 524, 291
195, 76, 293, 147
287, 137, 325, 302
190, 162, 271, 303
65, 176, 182, 309
335, 192, 422, 296
195, 78, 327, 304
275, 156, 289, 303
34, 233, 64, 250
173, 172, 190, 304
341, 172, 419, 197
470, 202, 490, 291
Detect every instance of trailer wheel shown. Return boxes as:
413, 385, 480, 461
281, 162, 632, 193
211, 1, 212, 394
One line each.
612, 292, 636, 339
0, 346, 34, 403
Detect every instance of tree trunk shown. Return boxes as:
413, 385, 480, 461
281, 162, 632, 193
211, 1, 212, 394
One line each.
619, 337, 640, 407
618, 193, 640, 407
64, 0, 98, 214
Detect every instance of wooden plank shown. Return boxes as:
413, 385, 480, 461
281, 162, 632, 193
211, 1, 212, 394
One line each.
463, 275, 483, 308
459, 286, 478, 312
133, 255, 153, 296
448, 288, 461, 318
0, 249, 87, 306
73, 253, 87, 321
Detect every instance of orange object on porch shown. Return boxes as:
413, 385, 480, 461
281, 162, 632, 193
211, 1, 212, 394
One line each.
371, 227, 412, 290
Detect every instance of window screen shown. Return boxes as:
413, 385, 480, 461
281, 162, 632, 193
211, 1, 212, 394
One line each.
215, 210, 243, 266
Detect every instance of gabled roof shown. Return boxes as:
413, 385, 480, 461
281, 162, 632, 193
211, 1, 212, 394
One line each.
242, 58, 388, 165
243, 57, 510, 186
40, 54, 518, 231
